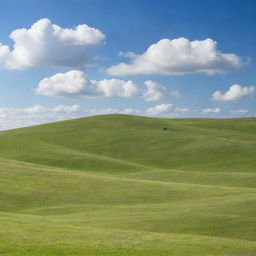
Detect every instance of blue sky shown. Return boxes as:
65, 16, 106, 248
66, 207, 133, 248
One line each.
0, 0, 255, 129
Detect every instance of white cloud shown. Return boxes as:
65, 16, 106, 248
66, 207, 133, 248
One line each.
146, 105, 197, 117
106, 38, 243, 76
36, 70, 139, 98
0, 105, 82, 130
0, 18, 105, 69
36, 70, 94, 97
53, 105, 81, 113
37, 71, 179, 102
95, 79, 139, 98
146, 104, 173, 116
230, 109, 249, 115
201, 108, 221, 113
212, 84, 255, 101
142, 80, 179, 102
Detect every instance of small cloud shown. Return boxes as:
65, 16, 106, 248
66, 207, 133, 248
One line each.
146, 104, 173, 116
212, 84, 255, 101
142, 80, 179, 102
53, 105, 81, 113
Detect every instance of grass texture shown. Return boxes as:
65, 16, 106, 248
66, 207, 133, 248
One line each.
0, 114, 256, 255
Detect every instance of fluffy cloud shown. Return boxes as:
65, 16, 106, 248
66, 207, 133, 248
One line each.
212, 84, 255, 101
37, 70, 178, 101
95, 79, 139, 98
36, 70, 94, 97
52, 105, 81, 113
230, 109, 249, 115
36, 70, 139, 98
0, 18, 105, 69
106, 38, 243, 76
142, 80, 179, 101
201, 108, 221, 113
146, 104, 173, 116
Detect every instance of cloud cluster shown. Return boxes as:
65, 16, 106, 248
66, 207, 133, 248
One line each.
36, 70, 139, 98
36, 70, 178, 101
212, 84, 255, 101
0, 18, 105, 69
106, 38, 243, 76
0, 19, 252, 128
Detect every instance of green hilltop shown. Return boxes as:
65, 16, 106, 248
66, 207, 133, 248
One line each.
0, 114, 256, 255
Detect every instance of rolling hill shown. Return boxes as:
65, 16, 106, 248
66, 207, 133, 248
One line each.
0, 114, 256, 256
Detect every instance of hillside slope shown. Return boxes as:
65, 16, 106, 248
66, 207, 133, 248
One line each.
0, 114, 256, 256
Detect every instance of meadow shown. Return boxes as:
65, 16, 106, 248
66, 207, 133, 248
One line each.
0, 114, 255, 255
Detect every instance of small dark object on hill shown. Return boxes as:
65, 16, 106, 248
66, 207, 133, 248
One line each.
163, 127, 168, 131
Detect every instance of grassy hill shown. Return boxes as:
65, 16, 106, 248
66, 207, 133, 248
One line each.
0, 114, 256, 255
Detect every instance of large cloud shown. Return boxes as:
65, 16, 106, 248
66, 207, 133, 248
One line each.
142, 80, 179, 101
212, 84, 255, 101
0, 18, 105, 69
106, 38, 243, 76
36, 70, 140, 98
36, 70, 178, 101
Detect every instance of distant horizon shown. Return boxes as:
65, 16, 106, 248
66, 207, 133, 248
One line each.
1, 112, 256, 131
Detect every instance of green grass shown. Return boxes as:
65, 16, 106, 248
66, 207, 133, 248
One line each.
0, 114, 256, 255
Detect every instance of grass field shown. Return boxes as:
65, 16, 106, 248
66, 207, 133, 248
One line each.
0, 114, 256, 255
